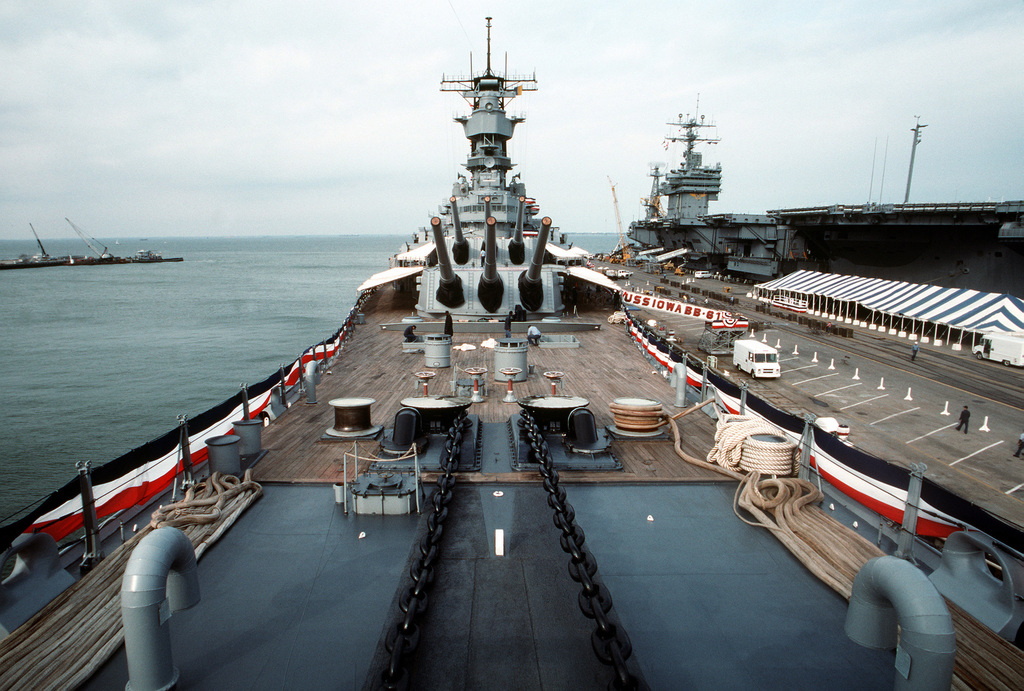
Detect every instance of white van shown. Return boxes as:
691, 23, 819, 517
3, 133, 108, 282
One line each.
972, 333, 1024, 367
733, 339, 781, 378
693, 270, 712, 279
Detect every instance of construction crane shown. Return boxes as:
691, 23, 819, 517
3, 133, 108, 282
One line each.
29, 223, 49, 258
608, 176, 630, 263
65, 218, 111, 259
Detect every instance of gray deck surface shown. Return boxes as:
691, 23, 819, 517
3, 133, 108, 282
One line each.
85, 481, 895, 690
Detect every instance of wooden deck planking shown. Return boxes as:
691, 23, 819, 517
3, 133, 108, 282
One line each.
254, 286, 724, 484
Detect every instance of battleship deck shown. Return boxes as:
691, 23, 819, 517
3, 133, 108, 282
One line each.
253, 285, 722, 486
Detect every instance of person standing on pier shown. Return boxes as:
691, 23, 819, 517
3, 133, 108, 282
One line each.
911, 342, 919, 361
1013, 429, 1024, 458
955, 405, 971, 434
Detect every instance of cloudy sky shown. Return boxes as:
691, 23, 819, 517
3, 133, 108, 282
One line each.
2, 1, 1022, 241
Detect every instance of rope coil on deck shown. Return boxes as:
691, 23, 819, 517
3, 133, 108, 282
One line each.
609, 399, 666, 434
149, 469, 262, 529
706, 414, 796, 476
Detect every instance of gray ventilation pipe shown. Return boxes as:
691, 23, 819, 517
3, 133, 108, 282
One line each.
430, 216, 465, 307
449, 197, 469, 264
121, 527, 201, 691
845, 556, 956, 691
303, 361, 318, 404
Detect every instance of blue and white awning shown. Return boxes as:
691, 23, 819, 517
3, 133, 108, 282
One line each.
756, 270, 1024, 333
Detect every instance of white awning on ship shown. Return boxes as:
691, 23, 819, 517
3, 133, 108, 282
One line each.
544, 244, 593, 260
395, 242, 435, 262
755, 269, 1024, 334
564, 266, 621, 292
358, 266, 423, 292
635, 247, 664, 257
655, 248, 689, 261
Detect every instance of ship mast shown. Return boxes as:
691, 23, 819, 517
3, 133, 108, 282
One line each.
440, 17, 537, 196
665, 98, 720, 171
903, 116, 927, 203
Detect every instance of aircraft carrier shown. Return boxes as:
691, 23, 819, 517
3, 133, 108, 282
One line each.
627, 113, 1024, 296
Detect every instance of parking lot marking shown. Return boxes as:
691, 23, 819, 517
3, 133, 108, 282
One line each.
840, 394, 889, 410
820, 383, 862, 397
907, 424, 957, 444
793, 372, 840, 385
950, 441, 1004, 466
1007, 482, 1024, 496
787, 363, 817, 372
870, 407, 920, 426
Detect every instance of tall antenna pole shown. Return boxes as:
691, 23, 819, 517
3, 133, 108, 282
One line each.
485, 16, 492, 74
903, 116, 927, 203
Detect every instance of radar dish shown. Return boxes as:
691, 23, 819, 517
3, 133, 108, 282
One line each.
484, 156, 496, 168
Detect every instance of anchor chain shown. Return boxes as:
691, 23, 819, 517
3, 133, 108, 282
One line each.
379, 412, 467, 691
519, 411, 644, 691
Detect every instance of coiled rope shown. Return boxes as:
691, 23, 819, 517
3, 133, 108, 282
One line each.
0, 470, 262, 691
706, 414, 796, 476
150, 469, 262, 531
660, 410, 1024, 689
609, 398, 666, 434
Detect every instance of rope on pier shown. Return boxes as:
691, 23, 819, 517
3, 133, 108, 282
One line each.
0, 471, 262, 691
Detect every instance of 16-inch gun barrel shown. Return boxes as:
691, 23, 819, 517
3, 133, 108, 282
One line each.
508, 196, 526, 265
430, 217, 465, 307
477, 216, 504, 312
518, 216, 551, 312
449, 197, 469, 265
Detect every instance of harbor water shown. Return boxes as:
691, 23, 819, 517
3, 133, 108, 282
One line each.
0, 232, 619, 525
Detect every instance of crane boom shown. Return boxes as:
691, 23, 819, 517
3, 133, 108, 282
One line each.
29, 223, 48, 257
65, 218, 109, 258
608, 176, 630, 262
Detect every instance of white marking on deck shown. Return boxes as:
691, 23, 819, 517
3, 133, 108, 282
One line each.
907, 424, 957, 443
950, 441, 1004, 466
839, 394, 889, 410
819, 383, 862, 396
870, 407, 920, 426
793, 372, 841, 385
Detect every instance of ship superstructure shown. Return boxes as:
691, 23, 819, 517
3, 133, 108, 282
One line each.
410, 18, 566, 318
628, 110, 790, 277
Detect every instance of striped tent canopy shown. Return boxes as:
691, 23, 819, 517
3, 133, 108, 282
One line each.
756, 270, 1024, 333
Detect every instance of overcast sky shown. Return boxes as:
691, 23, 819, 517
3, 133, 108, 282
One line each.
2, 1, 1022, 241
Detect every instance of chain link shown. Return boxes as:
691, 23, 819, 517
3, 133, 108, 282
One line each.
379, 412, 468, 691
519, 412, 644, 691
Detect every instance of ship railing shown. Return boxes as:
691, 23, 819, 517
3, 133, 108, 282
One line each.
0, 291, 374, 556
